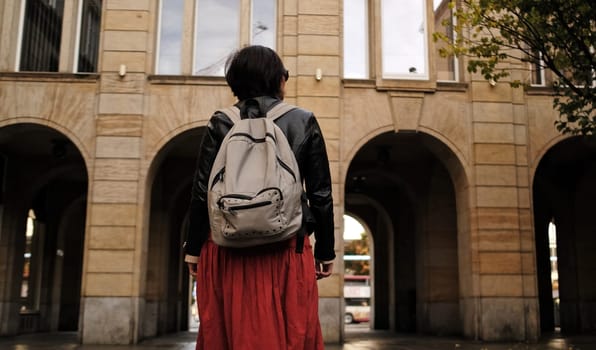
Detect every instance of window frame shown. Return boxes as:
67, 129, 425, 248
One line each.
155, 0, 279, 76
15, 0, 102, 73
372, 0, 437, 91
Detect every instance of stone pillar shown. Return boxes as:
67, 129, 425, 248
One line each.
283, 0, 343, 343
468, 79, 539, 341
80, 1, 150, 344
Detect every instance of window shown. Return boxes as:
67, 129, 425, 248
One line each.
19, 0, 65, 71
530, 50, 545, 86
156, 0, 277, 76
17, 0, 102, 72
157, 0, 184, 74
434, 0, 458, 81
381, 0, 429, 79
75, 0, 102, 72
343, 0, 369, 79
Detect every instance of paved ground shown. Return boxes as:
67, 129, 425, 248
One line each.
1, 326, 596, 350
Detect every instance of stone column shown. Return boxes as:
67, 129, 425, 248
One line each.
468, 79, 539, 341
80, 1, 150, 344
283, 0, 343, 343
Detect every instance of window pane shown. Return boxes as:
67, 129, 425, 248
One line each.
20, 0, 65, 72
157, 0, 185, 74
77, 0, 101, 73
343, 0, 369, 79
251, 0, 276, 49
381, 0, 428, 79
434, 0, 457, 81
194, 0, 240, 76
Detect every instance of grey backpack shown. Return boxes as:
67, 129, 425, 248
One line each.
207, 102, 303, 248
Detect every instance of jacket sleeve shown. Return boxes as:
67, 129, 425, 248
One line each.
300, 116, 336, 262
184, 113, 230, 258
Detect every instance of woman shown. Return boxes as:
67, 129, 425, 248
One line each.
184, 45, 335, 349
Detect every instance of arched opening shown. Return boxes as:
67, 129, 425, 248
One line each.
343, 213, 373, 330
0, 123, 88, 335
533, 136, 596, 335
344, 131, 465, 336
142, 127, 205, 338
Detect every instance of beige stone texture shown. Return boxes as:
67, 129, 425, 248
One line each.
476, 186, 518, 208
100, 73, 145, 94
473, 102, 514, 123
90, 204, 137, 226
517, 187, 530, 208
390, 93, 424, 132
317, 274, 341, 297
85, 273, 132, 296
480, 275, 523, 296
478, 230, 520, 251
514, 125, 527, 145
471, 81, 513, 102
89, 226, 136, 249
284, 0, 298, 15
97, 115, 143, 136
518, 209, 532, 231
516, 145, 529, 166
517, 166, 530, 187
87, 250, 135, 273
101, 51, 147, 73
520, 229, 534, 251
318, 118, 340, 140
283, 35, 298, 56
475, 165, 517, 186
298, 0, 339, 15
297, 76, 340, 97
298, 97, 339, 117
527, 96, 561, 167
283, 16, 298, 35
106, 0, 150, 10
297, 56, 340, 77
94, 159, 140, 181
523, 275, 538, 297
479, 252, 522, 274
342, 88, 393, 161
96, 136, 141, 159
473, 123, 514, 144
104, 10, 149, 32
92, 180, 139, 203
99, 93, 144, 115
419, 92, 471, 161
474, 144, 516, 165
298, 15, 339, 36
476, 208, 520, 230
521, 252, 536, 274
298, 35, 339, 55
103, 31, 148, 52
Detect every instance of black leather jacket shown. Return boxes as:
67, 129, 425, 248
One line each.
184, 96, 335, 262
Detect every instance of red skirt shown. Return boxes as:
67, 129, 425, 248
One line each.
195, 236, 324, 350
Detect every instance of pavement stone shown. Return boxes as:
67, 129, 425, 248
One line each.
1, 329, 596, 350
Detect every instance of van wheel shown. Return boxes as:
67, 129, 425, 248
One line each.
344, 313, 354, 324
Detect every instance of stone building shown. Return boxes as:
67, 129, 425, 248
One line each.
0, 0, 595, 345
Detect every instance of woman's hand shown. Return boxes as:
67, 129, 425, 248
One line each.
188, 262, 197, 277
315, 261, 333, 280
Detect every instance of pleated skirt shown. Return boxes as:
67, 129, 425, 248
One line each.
195, 236, 324, 350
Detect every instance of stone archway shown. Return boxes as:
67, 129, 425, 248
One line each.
142, 126, 205, 338
533, 136, 596, 335
344, 131, 468, 336
0, 123, 88, 336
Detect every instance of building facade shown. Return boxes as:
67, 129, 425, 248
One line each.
0, 0, 595, 345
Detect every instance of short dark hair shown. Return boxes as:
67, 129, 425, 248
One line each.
225, 45, 287, 100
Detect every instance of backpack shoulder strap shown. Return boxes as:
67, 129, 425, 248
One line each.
266, 102, 297, 121
217, 106, 241, 124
